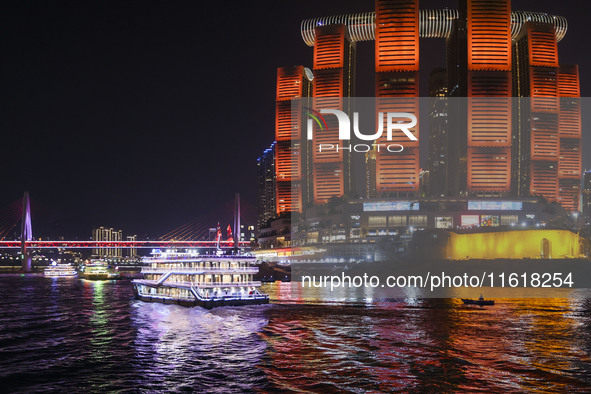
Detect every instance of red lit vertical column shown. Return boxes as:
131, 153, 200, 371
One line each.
466, 0, 512, 193
524, 22, 560, 202
275, 66, 309, 214
312, 24, 351, 203
558, 65, 581, 211
375, 0, 419, 195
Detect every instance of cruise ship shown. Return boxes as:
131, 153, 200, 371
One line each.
81, 259, 119, 280
44, 262, 77, 278
132, 249, 269, 309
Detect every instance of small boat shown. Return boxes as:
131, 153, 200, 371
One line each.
462, 295, 494, 306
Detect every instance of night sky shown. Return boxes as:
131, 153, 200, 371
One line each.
1, 0, 590, 239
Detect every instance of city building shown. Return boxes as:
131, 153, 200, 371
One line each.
92, 227, 122, 259
428, 68, 449, 197
257, 216, 292, 249
275, 66, 313, 213
582, 170, 591, 223
290, 197, 569, 247
457, 0, 512, 196
126, 235, 137, 259
257, 142, 277, 233
311, 24, 356, 204
374, 0, 420, 197
274, 1, 580, 215
512, 22, 581, 210
241, 225, 256, 244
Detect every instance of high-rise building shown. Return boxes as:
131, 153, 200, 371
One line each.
428, 68, 449, 197
257, 142, 276, 232
512, 22, 582, 209
275, 66, 313, 214
444, 0, 513, 197
465, 0, 512, 196
311, 24, 356, 203
582, 171, 591, 222
126, 235, 137, 258
274, 2, 579, 213
557, 65, 582, 211
92, 227, 122, 259
365, 149, 377, 199
374, 0, 420, 197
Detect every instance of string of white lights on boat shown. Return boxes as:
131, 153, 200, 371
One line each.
301, 10, 567, 46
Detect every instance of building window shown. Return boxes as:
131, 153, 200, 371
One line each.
500, 215, 519, 226
408, 215, 427, 226
368, 216, 387, 228
388, 215, 407, 227
435, 217, 453, 229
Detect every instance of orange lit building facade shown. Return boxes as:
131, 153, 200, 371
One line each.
311, 24, 355, 204
275, 66, 312, 214
273, 0, 580, 214
375, 0, 420, 196
513, 21, 582, 210
465, 0, 512, 194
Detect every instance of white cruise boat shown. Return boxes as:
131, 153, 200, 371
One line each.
44, 262, 77, 278
132, 249, 269, 309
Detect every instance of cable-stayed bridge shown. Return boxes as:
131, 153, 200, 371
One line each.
0, 192, 255, 271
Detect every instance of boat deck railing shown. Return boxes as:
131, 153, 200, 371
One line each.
136, 291, 268, 303
144, 255, 256, 262
141, 267, 259, 273
134, 279, 262, 288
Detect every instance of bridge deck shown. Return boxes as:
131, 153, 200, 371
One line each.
0, 241, 250, 249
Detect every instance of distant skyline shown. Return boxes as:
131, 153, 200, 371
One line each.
1, 0, 590, 238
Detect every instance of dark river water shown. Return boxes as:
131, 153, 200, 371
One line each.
1, 277, 591, 392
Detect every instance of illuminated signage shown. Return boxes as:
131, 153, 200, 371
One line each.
435, 217, 453, 229
363, 202, 419, 212
461, 215, 480, 227
468, 201, 523, 211
480, 215, 499, 227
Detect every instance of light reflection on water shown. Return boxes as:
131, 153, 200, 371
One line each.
131, 301, 269, 391
0, 278, 590, 392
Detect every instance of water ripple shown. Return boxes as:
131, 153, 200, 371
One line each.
1, 278, 591, 392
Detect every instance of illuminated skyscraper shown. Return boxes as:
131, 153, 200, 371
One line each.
126, 235, 137, 258
92, 227, 122, 258
275, 66, 312, 213
582, 170, 591, 222
272, 1, 580, 213
311, 24, 355, 203
557, 65, 582, 211
257, 142, 276, 232
465, 0, 512, 195
513, 21, 582, 210
375, 0, 420, 197
428, 68, 449, 197
444, 0, 513, 196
